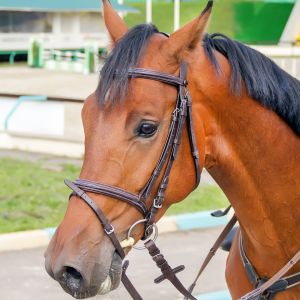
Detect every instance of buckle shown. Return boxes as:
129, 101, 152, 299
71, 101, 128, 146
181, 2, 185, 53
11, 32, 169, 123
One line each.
172, 108, 180, 120
153, 198, 163, 209
104, 225, 115, 235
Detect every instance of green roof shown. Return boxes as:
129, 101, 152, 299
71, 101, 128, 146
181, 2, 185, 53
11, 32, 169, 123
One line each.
0, 0, 137, 12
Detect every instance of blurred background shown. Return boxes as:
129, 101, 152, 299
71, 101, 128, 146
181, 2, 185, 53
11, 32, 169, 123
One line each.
0, 0, 299, 299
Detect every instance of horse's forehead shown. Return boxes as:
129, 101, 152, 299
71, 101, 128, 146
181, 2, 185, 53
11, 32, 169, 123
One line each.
147, 33, 167, 50
139, 33, 168, 67
83, 91, 155, 118
83, 34, 171, 117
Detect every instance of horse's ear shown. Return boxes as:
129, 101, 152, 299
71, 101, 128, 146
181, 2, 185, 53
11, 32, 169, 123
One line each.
163, 0, 213, 62
102, 0, 128, 44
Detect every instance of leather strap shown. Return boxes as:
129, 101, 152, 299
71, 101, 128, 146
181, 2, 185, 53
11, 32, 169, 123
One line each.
140, 62, 202, 234
186, 95, 201, 186
121, 261, 143, 300
64, 179, 126, 260
74, 179, 148, 216
128, 68, 187, 86
239, 234, 260, 286
239, 235, 300, 300
286, 272, 300, 288
139, 62, 200, 205
145, 240, 198, 300
139, 111, 178, 200
184, 215, 238, 299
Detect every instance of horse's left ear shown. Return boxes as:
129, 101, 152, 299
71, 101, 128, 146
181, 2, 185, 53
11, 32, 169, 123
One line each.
163, 0, 213, 62
102, 0, 128, 44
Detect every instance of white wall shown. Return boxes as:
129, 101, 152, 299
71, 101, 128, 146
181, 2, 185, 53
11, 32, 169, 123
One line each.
0, 98, 64, 137
281, 0, 300, 44
0, 11, 109, 50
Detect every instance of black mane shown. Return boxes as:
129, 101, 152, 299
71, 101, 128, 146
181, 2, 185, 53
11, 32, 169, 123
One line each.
96, 25, 300, 136
96, 24, 159, 105
203, 33, 300, 136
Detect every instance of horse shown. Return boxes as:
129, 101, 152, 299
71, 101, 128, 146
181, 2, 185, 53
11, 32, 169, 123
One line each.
44, 0, 300, 299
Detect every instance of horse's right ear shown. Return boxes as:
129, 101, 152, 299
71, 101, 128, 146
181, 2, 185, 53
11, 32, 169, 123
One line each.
102, 0, 128, 44
162, 0, 213, 63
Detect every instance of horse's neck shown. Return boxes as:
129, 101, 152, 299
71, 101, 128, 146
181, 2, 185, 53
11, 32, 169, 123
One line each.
198, 90, 300, 275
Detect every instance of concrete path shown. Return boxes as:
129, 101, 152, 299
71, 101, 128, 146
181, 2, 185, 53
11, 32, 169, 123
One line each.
0, 228, 229, 300
0, 66, 97, 101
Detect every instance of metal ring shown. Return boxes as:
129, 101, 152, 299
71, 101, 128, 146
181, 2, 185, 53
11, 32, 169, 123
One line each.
127, 219, 158, 250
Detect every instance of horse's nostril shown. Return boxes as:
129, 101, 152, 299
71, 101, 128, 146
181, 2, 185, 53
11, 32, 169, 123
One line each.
66, 266, 82, 280
61, 266, 84, 292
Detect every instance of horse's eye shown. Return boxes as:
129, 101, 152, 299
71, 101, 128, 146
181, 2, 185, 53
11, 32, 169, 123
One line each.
136, 122, 158, 138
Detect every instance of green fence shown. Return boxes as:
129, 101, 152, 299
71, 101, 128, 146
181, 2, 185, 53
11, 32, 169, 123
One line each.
233, 0, 295, 44
27, 39, 101, 74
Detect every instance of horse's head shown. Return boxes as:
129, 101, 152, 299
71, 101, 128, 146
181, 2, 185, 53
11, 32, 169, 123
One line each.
45, 1, 212, 298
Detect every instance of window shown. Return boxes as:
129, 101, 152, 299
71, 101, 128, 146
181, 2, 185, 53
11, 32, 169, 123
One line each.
0, 11, 52, 33
80, 12, 104, 33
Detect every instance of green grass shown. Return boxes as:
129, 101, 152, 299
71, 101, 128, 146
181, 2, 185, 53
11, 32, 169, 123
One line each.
124, 0, 236, 37
167, 185, 228, 215
0, 157, 228, 233
0, 158, 77, 233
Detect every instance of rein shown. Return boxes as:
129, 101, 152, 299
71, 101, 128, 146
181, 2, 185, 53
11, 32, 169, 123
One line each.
64, 62, 300, 300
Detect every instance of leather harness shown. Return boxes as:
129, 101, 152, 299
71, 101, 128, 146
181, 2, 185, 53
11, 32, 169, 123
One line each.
239, 234, 300, 300
64, 62, 300, 299
65, 63, 202, 299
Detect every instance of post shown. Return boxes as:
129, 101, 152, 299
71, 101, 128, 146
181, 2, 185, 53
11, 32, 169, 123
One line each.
146, 0, 152, 24
174, 0, 180, 31
28, 39, 44, 68
84, 45, 96, 75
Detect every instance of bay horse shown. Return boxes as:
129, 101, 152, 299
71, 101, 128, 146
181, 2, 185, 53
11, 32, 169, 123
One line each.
45, 0, 300, 299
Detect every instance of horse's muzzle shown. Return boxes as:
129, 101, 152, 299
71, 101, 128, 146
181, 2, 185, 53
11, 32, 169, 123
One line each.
45, 249, 123, 299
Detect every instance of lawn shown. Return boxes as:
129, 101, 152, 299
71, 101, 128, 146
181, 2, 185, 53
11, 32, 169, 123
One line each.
0, 157, 228, 233
167, 185, 228, 215
0, 158, 77, 233
124, 0, 236, 37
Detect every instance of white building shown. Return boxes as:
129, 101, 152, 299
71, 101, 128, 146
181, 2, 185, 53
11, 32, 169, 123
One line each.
0, 0, 136, 57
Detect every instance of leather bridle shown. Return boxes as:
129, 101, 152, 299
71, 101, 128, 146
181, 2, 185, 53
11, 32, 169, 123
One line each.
65, 62, 202, 299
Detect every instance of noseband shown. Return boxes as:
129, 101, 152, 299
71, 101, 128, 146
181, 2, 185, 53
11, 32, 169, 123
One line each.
65, 62, 202, 299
